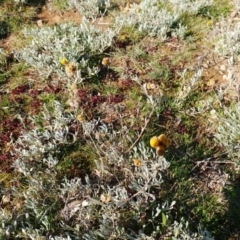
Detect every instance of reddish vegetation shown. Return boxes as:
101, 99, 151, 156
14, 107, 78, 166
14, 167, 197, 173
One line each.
0, 118, 22, 172
106, 94, 123, 103
0, 118, 22, 145
30, 99, 42, 114
77, 88, 124, 119
0, 152, 13, 172
43, 85, 63, 94
29, 89, 43, 97
11, 84, 29, 95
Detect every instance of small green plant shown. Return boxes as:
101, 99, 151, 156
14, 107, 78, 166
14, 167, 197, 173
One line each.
0, 20, 8, 38
52, 0, 69, 10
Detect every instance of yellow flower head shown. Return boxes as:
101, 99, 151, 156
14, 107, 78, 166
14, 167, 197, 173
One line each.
150, 136, 160, 148
101, 57, 110, 66
133, 159, 142, 166
158, 134, 171, 148
65, 62, 77, 77
100, 194, 111, 203
77, 114, 85, 122
150, 134, 171, 156
146, 83, 158, 90
60, 58, 68, 65
156, 145, 166, 156
120, 34, 126, 41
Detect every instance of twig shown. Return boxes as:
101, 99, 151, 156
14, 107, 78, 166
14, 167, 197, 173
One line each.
126, 108, 154, 153
199, 160, 237, 165
191, 152, 231, 171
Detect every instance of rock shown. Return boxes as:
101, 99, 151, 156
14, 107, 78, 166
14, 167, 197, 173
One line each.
36, 19, 43, 27
220, 64, 226, 71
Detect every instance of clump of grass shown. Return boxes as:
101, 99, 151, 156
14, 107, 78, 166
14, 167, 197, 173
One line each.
51, 0, 69, 10
0, 0, 38, 35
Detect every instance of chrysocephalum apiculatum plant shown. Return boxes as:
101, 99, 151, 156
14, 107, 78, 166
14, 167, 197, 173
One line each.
214, 20, 240, 62
16, 17, 119, 85
212, 103, 240, 166
68, 0, 111, 20
115, 0, 183, 40
2, 66, 213, 239
5, 76, 214, 239
1, 95, 213, 239
114, 0, 213, 40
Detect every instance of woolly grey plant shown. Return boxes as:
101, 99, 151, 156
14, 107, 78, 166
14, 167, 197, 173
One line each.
57, 128, 213, 239
0, 48, 7, 71
5, 105, 214, 239
115, 0, 182, 40
1, 172, 72, 239
0, 209, 14, 238
5, 102, 77, 238
114, 0, 212, 40
16, 18, 118, 84
69, 0, 111, 20
0, 174, 59, 239
231, 0, 240, 11
214, 20, 240, 63
213, 103, 240, 165
12, 101, 77, 174
58, 140, 175, 239
164, 218, 214, 240
49, 236, 73, 240
174, 68, 203, 107
161, 0, 213, 15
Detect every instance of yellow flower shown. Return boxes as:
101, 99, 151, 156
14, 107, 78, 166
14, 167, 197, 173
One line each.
60, 58, 68, 65
101, 57, 110, 66
70, 83, 77, 90
150, 136, 160, 148
146, 83, 157, 90
206, 78, 215, 87
158, 134, 171, 148
156, 145, 166, 156
77, 114, 85, 122
100, 194, 111, 203
65, 62, 77, 77
120, 34, 126, 41
133, 159, 142, 166
150, 134, 171, 156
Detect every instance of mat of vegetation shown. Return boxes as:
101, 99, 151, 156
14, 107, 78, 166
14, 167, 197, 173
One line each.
0, 0, 240, 239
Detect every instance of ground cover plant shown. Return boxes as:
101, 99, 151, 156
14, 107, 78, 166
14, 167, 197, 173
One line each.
0, 0, 240, 239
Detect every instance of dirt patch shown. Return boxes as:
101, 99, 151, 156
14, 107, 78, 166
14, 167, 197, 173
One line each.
36, 8, 81, 25
0, 33, 22, 53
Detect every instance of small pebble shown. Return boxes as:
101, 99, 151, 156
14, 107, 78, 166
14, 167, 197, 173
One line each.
220, 65, 226, 71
